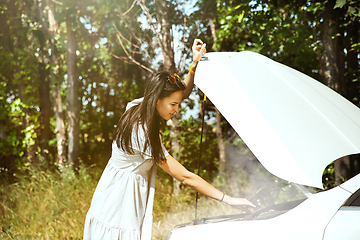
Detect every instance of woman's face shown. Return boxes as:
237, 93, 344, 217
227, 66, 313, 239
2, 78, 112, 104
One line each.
156, 90, 183, 120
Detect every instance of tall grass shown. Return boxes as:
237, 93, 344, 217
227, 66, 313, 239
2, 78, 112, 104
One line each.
0, 164, 304, 240
0, 166, 99, 239
0, 166, 232, 240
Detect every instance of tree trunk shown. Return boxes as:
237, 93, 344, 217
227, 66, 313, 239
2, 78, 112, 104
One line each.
0, 119, 5, 141
320, 0, 351, 185
66, 14, 80, 169
53, 78, 67, 166
156, 0, 175, 73
215, 107, 226, 173
345, 18, 360, 179
168, 115, 182, 196
334, 156, 352, 185
39, 62, 51, 163
35, 0, 51, 164
320, 0, 340, 91
344, 19, 359, 103
46, 0, 67, 166
156, 0, 180, 195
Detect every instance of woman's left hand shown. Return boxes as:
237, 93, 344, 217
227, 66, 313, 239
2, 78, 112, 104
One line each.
192, 39, 206, 64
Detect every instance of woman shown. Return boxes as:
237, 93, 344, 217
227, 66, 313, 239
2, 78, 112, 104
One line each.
83, 39, 255, 240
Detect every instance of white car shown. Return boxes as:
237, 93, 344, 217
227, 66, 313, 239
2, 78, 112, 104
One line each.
164, 52, 360, 240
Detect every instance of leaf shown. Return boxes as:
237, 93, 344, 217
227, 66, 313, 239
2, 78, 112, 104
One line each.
348, 6, 356, 15
238, 11, 245, 23
334, 0, 346, 9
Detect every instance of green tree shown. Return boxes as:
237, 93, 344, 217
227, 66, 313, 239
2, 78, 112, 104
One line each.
0, 0, 146, 176
191, 0, 360, 186
0, 0, 44, 170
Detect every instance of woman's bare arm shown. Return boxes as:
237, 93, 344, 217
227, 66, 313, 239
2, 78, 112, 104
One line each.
157, 154, 255, 208
183, 39, 206, 99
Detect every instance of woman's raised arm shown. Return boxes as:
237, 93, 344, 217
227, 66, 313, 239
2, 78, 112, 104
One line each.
182, 39, 206, 99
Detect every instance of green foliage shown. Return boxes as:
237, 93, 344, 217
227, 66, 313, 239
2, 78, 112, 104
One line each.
0, 0, 54, 173
212, 0, 320, 79
334, 0, 360, 17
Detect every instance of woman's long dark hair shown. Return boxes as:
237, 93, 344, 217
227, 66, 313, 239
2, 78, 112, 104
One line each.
113, 71, 186, 164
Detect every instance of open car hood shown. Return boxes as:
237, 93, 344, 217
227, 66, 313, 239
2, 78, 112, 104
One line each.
195, 51, 360, 189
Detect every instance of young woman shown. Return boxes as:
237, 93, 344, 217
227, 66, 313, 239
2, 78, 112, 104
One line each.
83, 39, 255, 240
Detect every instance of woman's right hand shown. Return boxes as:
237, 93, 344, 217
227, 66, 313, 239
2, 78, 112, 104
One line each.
223, 195, 256, 213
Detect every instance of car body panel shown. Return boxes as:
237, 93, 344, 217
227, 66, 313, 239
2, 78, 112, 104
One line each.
323, 207, 360, 240
168, 175, 359, 240
338, 173, 360, 193
195, 51, 360, 189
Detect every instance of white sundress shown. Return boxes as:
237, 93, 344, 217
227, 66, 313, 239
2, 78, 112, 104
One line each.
83, 98, 169, 240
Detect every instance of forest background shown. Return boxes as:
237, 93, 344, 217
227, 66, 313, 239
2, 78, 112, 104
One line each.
0, 0, 360, 239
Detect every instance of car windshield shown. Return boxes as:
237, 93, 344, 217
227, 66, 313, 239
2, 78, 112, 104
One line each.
223, 137, 317, 209
195, 133, 319, 219
243, 134, 320, 202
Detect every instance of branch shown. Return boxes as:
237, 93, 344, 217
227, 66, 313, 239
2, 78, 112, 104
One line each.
112, 23, 154, 74
112, 2, 157, 72
113, 53, 154, 74
116, 17, 154, 63
137, 0, 165, 54
224, 131, 238, 145
123, 0, 137, 15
